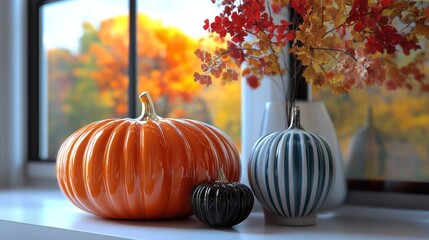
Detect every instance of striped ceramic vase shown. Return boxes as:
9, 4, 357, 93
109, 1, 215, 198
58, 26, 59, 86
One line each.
248, 106, 334, 226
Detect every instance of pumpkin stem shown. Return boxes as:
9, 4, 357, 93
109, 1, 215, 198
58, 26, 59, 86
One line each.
288, 106, 304, 130
138, 92, 160, 121
216, 168, 229, 183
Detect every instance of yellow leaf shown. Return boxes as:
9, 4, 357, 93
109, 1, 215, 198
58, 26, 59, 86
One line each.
303, 65, 317, 84
320, 36, 337, 48
414, 24, 429, 38
296, 49, 313, 66
314, 50, 331, 65
325, 0, 347, 26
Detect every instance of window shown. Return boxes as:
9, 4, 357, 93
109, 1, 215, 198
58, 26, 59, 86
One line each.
313, 20, 429, 198
28, 0, 429, 209
29, 0, 241, 161
313, 87, 429, 196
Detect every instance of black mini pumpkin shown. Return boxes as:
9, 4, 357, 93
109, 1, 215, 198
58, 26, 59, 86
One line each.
190, 169, 254, 228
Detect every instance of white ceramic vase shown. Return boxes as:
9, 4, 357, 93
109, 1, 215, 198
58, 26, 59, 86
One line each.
260, 101, 347, 210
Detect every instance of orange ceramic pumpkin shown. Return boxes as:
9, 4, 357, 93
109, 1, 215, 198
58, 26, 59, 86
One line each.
56, 92, 241, 219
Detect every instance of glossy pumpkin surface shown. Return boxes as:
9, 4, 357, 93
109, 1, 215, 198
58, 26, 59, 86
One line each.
56, 92, 241, 219
190, 169, 254, 228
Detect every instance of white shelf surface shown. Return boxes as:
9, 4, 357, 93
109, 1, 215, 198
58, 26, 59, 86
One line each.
1, 188, 428, 240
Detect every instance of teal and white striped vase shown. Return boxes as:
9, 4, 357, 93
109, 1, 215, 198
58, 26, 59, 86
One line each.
248, 106, 334, 226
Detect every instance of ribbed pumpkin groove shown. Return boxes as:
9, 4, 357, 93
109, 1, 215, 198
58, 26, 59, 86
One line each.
57, 92, 241, 219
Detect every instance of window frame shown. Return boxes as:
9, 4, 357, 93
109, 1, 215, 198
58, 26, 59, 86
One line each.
27, 0, 138, 162
27, 0, 40, 161
27, 0, 429, 209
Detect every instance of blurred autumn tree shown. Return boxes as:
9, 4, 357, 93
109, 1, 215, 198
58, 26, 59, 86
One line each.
46, 14, 241, 158
75, 17, 130, 117
47, 49, 112, 156
74, 15, 205, 117
314, 38, 429, 181
136, 15, 204, 117
47, 49, 75, 156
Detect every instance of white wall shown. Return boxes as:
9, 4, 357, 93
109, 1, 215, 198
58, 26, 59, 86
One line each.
0, 0, 26, 188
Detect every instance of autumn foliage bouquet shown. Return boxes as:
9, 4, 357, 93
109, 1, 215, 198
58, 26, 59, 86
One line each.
194, 0, 428, 119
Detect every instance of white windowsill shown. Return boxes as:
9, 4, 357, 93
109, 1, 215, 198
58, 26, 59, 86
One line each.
1, 188, 428, 240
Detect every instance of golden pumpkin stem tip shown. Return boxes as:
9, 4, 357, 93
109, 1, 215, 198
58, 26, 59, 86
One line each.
216, 168, 228, 183
138, 92, 159, 121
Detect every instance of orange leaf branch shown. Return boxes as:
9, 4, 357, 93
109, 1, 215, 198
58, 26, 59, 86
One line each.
312, 47, 359, 62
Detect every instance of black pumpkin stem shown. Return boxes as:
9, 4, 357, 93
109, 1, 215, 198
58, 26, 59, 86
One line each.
216, 168, 228, 183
